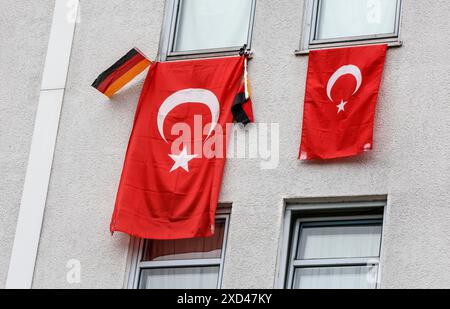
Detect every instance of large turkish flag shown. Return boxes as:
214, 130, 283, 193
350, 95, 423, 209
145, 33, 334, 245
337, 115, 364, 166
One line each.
111, 56, 248, 240
299, 45, 388, 160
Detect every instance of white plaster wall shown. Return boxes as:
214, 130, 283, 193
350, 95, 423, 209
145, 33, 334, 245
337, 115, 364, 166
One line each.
0, 0, 55, 288
31, 0, 165, 289
15, 0, 450, 288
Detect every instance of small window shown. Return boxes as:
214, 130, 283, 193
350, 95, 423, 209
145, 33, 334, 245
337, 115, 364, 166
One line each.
279, 201, 385, 289
300, 0, 402, 52
127, 214, 230, 289
160, 0, 256, 60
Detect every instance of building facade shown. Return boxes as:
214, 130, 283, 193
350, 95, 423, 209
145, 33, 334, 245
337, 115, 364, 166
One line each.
2, 0, 450, 289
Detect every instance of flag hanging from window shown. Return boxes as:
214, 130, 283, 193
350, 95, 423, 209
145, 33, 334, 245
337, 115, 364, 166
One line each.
232, 57, 254, 125
92, 48, 152, 98
110, 56, 253, 240
299, 45, 388, 161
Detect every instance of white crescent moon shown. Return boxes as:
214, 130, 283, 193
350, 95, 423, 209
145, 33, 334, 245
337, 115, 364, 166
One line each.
326, 65, 362, 102
157, 89, 220, 143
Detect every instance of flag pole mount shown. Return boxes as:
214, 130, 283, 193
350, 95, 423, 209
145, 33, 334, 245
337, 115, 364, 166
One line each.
239, 44, 252, 58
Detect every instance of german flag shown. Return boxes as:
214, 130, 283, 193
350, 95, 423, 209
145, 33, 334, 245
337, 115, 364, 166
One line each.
232, 78, 254, 126
232, 56, 254, 126
92, 48, 152, 98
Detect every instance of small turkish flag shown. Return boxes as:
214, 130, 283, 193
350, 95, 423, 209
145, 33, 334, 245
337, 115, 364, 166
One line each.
110, 56, 250, 240
299, 45, 388, 160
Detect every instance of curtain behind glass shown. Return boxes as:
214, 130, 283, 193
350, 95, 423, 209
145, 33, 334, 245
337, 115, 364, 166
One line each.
140, 266, 219, 289
297, 224, 382, 260
143, 220, 225, 261
316, 0, 398, 40
174, 0, 253, 52
293, 266, 378, 289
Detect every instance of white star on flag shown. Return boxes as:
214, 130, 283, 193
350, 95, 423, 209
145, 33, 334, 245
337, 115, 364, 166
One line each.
336, 100, 348, 113
169, 146, 199, 173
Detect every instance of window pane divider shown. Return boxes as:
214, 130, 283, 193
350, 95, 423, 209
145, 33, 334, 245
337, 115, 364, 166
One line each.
293, 257, 380, 268
311, 33, 398, 45
295, 40, 403, 55
138, 258, 222, 269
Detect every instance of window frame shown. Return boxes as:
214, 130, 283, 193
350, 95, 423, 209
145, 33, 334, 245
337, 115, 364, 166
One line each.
286, 217, 383, 289
126, 211, 231, 289
158, 0, 257, 61
298, 0, 403, 54
276, 200, 387, 289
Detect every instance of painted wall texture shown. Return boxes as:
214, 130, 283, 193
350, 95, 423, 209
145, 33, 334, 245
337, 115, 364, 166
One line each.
3, 0, 450, 288
0, 0, 55, 288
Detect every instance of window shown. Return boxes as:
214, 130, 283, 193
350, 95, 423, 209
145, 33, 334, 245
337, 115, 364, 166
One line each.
300, 0, 402, 52
159, 0, 256, 60
278, 200, 385, 289
127, 213, 230, 289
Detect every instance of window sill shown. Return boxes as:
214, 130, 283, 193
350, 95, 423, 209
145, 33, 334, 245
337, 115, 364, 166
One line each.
295, 40, 403, 56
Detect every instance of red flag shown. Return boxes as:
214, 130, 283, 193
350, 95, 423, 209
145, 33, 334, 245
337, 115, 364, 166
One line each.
110, 56, 251, 240
299, 45, 387, 160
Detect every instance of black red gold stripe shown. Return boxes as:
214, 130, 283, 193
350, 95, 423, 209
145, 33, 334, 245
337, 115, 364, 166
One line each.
232, 79, 254, 126
92, 48, 152, 98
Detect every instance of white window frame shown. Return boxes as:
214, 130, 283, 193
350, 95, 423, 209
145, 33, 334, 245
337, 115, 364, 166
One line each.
276, 200, 387, 289
298, 0, 403, 54
126, 210, 231, 289
158, 0, 257, 61
286, 217, 383, 289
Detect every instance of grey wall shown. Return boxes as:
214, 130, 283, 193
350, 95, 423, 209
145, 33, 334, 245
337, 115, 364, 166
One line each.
0, 0, 54, 288
31, 0, 165, 289
3, 0, 450, 288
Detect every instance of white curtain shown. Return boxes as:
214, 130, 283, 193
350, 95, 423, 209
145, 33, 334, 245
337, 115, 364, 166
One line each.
297, 224, 382, 260
293, 266, 378, 289
316, 0, 398, 40
140, 267, 219, 289
174, 0, 253, 52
